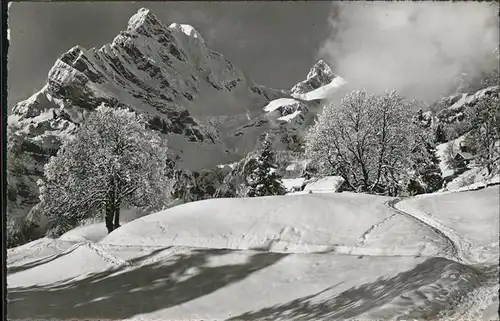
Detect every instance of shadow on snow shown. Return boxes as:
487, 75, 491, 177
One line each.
8, 250, 494, 320
228, 257, 490, 321
8, 247, 287, 320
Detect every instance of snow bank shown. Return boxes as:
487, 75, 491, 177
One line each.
8, 243, 115, 288
59, 223, 111, 243
7, 238, 72, 267
7, 191, 489, 320
102, 193, 443, 258
103, 193, 394, 249
8, 250, 483, 321
263, 98, 300, 112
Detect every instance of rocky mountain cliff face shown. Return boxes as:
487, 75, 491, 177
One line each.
433, 85, 499, 124
7, 8, 342, 223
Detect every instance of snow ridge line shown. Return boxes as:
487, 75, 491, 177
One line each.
356, 213, 397, 247
7, 241, 83, 269
97, 241, 428, 258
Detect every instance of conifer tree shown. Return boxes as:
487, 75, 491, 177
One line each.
246, 140, 286, 197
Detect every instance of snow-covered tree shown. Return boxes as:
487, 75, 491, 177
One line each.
305, 90, 423, 196
463, 93, 500, 175
407, 111, 444, 194
246, 140, 286, 197
214, 153, 259, 198
34, 105, 171, 236
408, 135, 443, 195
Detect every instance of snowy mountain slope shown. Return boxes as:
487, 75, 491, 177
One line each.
292, 76, 348, 101
262, 60, 347, 123
7, 8, 346, 226
6, 8, 301, 222
434, 134, 494, 192
9, 245, 481, 321
9, 8, 289, 166
434, 85, 499, 124
432, 84, 499, 190
255, 60, 347, 152
7, 190, 499, 320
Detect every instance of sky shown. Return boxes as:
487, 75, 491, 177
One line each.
7, 1, 332, 108
7, 2, 498, 109
319, 1, 499, 102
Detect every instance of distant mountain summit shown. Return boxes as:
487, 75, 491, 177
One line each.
291, 60, 337, 95
7, 8, 346, 223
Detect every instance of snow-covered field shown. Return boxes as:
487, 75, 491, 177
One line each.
397, 187, 499, 264
7, 188, 499, 320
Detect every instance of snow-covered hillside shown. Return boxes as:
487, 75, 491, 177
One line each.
102, 193, 445, 256
7, 188, 499, 320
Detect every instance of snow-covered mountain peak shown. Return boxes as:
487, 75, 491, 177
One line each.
291, 60, 337, 95
168, 23, 205, 43
127, 8, 166, 34
306, 59, 334, 81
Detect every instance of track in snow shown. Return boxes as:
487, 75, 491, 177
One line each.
387, 198, 499, 321
386, 199, 461, 262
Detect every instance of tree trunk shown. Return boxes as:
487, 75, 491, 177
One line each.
113, 203, 121, 230
105, 177, 117, 234
105, 201, 114, 234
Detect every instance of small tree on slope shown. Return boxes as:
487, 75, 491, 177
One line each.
246, 140, 286, 197
33, 105, 171, 236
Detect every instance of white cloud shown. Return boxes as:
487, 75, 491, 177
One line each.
319, 2, 499, 102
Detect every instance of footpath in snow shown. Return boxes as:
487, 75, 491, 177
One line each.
392, 186, 500, 320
